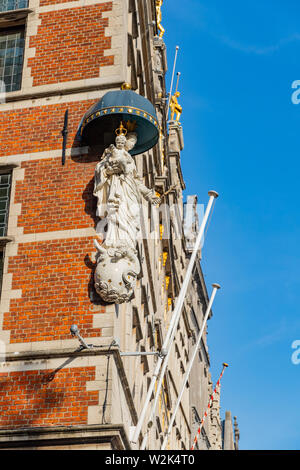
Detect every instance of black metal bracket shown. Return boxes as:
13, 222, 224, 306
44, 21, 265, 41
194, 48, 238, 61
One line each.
61, 109, 69, 166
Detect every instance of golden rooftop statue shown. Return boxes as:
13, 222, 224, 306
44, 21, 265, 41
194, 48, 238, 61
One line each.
169, 91, 182, 123
156, 0, 165, 39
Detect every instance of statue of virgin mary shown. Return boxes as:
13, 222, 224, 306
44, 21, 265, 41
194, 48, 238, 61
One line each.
93, 123, 160, 303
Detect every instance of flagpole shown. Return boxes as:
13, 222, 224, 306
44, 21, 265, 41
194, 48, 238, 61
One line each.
190, 363, 229, 450
131, 190, 219, 445
161, 283, 221, 450
166, 46, 179, 117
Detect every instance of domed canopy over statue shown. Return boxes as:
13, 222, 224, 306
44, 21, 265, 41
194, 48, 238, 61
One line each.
80, 85, 159, 156
80, 86, 161, 304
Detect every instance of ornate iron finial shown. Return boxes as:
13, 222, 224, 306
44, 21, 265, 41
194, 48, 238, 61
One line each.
61, 109, 69, 166
121, 82, 132, 90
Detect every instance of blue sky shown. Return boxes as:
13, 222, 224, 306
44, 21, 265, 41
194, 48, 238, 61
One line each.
163, 0, 300, 450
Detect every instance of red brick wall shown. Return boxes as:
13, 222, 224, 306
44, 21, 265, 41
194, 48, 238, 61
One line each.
0, 367, 98, 428
3, 238, 104, 343
28, 4, 114, 86
15, 158, 96, 234
0, 99, 96, 157
0, 0, 118, 437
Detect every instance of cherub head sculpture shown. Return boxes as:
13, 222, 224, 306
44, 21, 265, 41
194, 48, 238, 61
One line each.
125, 132, 138, 152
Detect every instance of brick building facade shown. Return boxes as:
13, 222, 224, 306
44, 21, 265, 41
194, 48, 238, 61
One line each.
0, 0, 237, 450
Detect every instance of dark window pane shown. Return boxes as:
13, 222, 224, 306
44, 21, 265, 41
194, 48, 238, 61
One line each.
0, 172, 11, 237
0, 174, 10, 184
0, 1, 28, 12
0, 27, 25, 92
0, 187, 9, 198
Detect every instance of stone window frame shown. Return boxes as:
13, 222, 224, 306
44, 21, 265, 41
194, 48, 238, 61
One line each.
0, 163, 18, 246
0, 25, 25, 92
0, 169, 12, 237
0, 4, 33, 94
0, 163, 18, 297
0, 247, 4, 296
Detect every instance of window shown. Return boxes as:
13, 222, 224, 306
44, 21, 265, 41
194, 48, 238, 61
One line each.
1, 1, 28, 12
0, 26, 25, 92
0, 245, 5, 297
0, 171, 11, 296
132, 306, 143, 342
140, 345, 149, 374
190, 307, 200, 335
0, 172, 11, 237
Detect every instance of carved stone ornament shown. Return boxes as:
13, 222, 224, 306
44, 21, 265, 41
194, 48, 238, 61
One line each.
93, 127, 160, 304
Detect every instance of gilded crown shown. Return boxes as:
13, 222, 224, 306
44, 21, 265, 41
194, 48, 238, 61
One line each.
115, 122, 128, 136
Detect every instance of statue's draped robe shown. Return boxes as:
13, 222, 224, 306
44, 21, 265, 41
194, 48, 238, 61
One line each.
94, 148, 152, 252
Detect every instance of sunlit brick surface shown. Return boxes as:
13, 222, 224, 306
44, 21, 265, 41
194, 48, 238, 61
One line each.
0, 99, 97, 156
0, 367, 98, 428
3, 238, 103, 342
15, 158, 96, 233
28, 4, 114, 86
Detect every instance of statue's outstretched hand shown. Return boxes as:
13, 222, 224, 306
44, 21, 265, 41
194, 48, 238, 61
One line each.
106, 161, 123, 175
151, 195, 161, 206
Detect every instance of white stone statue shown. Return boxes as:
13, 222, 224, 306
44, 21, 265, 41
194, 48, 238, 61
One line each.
93, 125, 160, 303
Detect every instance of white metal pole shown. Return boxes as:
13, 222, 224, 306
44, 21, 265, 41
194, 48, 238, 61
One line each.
131, 190, 219, 445
161, 283, 220, 450
175, 72, 181, 95
166, 46, 179, 117
141, 280, 219, 450
140, 191, 218, 449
